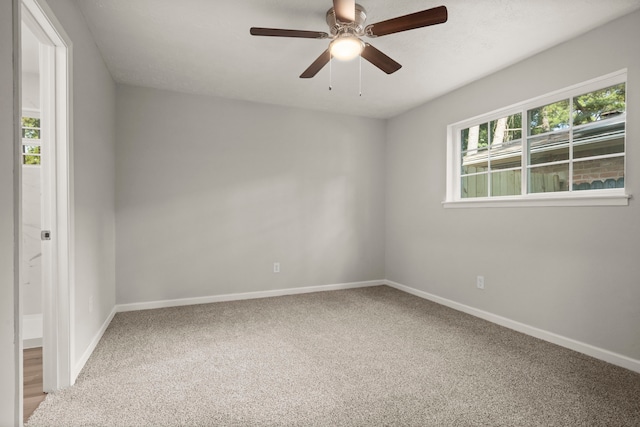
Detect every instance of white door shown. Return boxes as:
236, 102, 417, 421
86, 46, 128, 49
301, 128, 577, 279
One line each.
21, 0, 73, 392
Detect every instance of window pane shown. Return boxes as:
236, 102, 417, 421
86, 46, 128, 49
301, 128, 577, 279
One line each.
491, 170, 521, 196
461, 121, 493, 152
22, 128, 40, 139
528, 132, 569, 165
489, 142, 522, 170
529, 164, 569, 193
573, 116, 625, 159
21, 117, 40, 128
462, 148, 488, 174
461, 124, 487, 152
490, 113, 522, 146
528, 100, 569, 136
573, 157, 624, 190
461, 127, 469, 152
23, 145, 41, 155
461, 174, 488, 198
23, 155, 41, 165
478, 123, 489, 148
573, 83, 625, 126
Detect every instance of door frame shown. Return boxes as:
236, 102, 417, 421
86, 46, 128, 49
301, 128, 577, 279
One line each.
21, 0, 74, 392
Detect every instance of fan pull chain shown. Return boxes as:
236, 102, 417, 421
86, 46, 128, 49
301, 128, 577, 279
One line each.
329, 55, 332, 91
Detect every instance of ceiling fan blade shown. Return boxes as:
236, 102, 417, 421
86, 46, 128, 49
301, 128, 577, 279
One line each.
250, 27, 329, 39
333, 0, 355, 23
365, 5, 447, 37
361, 44, 402, 74
300, 49, 331, 79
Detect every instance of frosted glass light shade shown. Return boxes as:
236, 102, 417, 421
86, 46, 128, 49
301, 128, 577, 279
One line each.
330, 36, 364, 61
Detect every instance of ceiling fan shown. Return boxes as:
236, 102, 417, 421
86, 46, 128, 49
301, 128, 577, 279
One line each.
250, 0, 448, 78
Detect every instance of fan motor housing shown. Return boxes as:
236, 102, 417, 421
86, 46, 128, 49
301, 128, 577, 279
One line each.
326, 4, 367, 36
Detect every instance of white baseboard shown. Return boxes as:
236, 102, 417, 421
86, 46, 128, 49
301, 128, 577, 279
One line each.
73, 280, 384, 383
23, 338, 42, 349
80, 279, 639, 380
116, 280, 386, 313
385, 280, 640, 374
72, 306, 117, 383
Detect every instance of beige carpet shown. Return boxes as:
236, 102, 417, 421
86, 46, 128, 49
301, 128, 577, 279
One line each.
26, 286, 640, 426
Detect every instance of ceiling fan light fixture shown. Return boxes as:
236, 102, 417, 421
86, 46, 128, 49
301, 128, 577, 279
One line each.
251, 3, 448, 78
329, 35, 365, 61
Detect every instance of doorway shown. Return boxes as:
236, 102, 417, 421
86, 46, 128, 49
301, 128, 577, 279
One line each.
20, 0, 73, 408
20, 18, 46, 423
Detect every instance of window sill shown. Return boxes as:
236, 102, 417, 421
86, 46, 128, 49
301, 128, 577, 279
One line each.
443, 191, 631, 208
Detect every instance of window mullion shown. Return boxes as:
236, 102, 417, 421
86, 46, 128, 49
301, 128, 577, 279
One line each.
457, 131, 461, 198
522, 108, 528, 196
488, 138, 492, 197
569, 97, 574, 192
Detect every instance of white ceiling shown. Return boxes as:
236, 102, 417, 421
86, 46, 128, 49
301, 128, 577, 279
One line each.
76, 0, 640, 119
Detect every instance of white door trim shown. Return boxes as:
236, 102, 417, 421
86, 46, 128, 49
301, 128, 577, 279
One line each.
21, 0, 74, 391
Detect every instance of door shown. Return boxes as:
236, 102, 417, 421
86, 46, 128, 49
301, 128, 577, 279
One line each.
21, 0, 73, 393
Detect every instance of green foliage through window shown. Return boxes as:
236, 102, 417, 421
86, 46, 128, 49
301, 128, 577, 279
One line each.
22, 116, 41, 165
573, 83, 625, 126
462, 113, 522, 152
22, 117, 41, 139
529, 100, 569, 136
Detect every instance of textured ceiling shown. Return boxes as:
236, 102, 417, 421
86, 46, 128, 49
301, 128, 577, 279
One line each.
76, 0, 640, 119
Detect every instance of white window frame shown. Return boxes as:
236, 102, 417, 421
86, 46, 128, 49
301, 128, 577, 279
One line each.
444, 70, 630, 208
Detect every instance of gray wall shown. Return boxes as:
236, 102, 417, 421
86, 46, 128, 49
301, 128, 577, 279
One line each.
1, 0, 19, 424
116, 85, 386, 304
45, 0, 117, 368
386, 10, 640, 361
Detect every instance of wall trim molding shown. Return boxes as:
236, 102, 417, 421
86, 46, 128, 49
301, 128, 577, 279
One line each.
76, 279, 640, 379
23, 338, 42, 350
385, 280, 640, 374
72, 306, 116, 383
116, 280, 386, 313
74, 281, 384, 379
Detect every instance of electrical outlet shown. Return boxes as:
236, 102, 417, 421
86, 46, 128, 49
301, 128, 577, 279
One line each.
273, 262, 280, 273
476, 276, 485, 290
89, 295, 94, 313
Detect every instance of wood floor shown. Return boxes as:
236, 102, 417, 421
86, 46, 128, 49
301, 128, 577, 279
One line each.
24, 347, 46, 424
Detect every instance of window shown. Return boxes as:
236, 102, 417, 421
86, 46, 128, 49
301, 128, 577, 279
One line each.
22, 113, 41, 166
446, 71, 629, 207
461, 112, 523, 198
